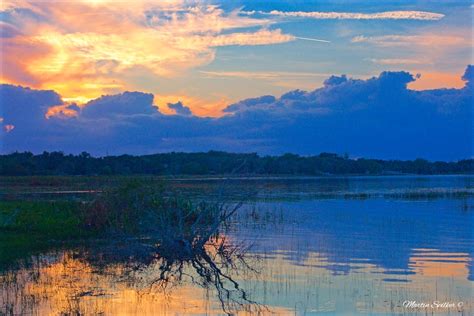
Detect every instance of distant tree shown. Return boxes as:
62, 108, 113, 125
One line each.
0, 151, 472, 176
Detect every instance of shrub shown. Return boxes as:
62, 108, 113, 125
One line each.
81, 179, 239, 241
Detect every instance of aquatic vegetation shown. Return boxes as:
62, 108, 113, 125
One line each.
1, 234, 262, 315
79, 233, 260, 315
81, 179, 241, 235
0, 200, 85, 237
80, 180, 264, 314
0, 179, 264, 315
1, 176, 472, 315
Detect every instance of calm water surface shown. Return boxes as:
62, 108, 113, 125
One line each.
1, 176, 473, 315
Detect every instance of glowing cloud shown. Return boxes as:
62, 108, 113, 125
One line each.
0, 1, 293, 104
45, 103, 80, 119
155, 94, 230, 117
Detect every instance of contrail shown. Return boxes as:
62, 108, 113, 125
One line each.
295, 36, 331, 43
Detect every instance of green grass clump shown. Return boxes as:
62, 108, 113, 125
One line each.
0, 200, 87, 239
81, 179, 232, 240
82, 179, 165, 233
0, 179, 238, 273
0, 200, 93, 271
0, 179, 225, 238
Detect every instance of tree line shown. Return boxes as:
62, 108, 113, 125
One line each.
0, 151, 472, 176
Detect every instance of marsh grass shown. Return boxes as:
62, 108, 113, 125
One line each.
0, 179, 245, 271
1, 179, 264, 315
0, 201, 85, 238
81, 179, 242, 236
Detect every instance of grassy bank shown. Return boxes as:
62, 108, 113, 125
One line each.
0, 179, 255, 315
0, 179, 227, 236
0, 179, 164, 237
0, 200, 86, 238
0, 179, 239, 270
0, 200, 91, 270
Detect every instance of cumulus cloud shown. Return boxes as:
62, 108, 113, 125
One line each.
1, 66, 472, 160
243, 10, 445, 20
462, 65, 473, 87
168, 101, 192, 116
0, 84, 62, 127
81, 92, 157, 118
223, 95, 277, 113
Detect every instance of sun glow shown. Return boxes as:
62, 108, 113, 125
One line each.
155, 94, 231, 117
0, 1, 292, 113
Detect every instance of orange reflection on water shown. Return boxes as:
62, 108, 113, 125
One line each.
409, 248, 470, 278
1, 253, 221, 315
1, 248, 280, 315
1, 247, 472, 315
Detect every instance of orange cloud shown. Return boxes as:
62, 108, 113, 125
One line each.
1, 31, 52, 86
45, 104, 80, 119
351, 34, 465, 47
1, 1, 293, 108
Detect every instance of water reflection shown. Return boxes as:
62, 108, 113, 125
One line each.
1, 234, 262, 315
232, 197, 473, 314
240, 198, 473, 278
1, 176, 473, 315
408, 249, 470, 280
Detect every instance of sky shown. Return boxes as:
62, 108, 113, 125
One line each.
0, 0, 473, 159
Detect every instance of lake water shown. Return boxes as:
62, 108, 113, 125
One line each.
1, 175, 473, 315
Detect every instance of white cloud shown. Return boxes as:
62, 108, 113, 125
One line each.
354, 32, 470, 78
369, 58, 424, 65
351, 34, 465, 46
243, 10, 444, 21
1, 2, 294, 102
199, 70, 332, 80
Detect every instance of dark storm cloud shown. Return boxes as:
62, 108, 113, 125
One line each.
1, 66, 472, 160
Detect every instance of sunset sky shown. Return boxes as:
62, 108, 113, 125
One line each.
0, 0, 472, 159
2, 0, 471, 114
